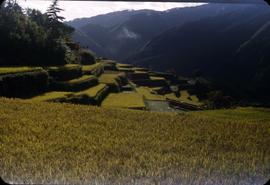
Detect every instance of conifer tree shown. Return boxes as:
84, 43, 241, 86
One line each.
46, 0, 65, 22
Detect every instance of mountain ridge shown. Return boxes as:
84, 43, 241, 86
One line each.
67, 4, 249, 60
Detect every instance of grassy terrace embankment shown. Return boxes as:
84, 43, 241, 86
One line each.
0, 98, 269, 184
0, 67, 43, 75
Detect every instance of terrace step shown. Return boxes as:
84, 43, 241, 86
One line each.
46, 64, 82, 81
101, 92, 146, 110
70, 84, 110, 105
50, 75, 98, 92
0, 67, 43, 75
131, 78, 168, 87
127, 71, 149, 80
30, 84, 110, 105
136, 87, 166, 101
29, 91, 73, 102
98, 73, 127, 92
82, 63, 104, 76
0, 68, 49, 98
165, 91, 201, 105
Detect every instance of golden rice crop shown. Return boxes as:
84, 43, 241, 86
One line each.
82, 63, 103, 73
47, 64, 80, 71
0, 67, 43, 75
98, 74, 121, 87
0, 98, 269, 185
29, 91, 72, 102
136, 87, 165, 101
75, 84, 108, 98
165, 90, 202, 106
101, 93, 145, 109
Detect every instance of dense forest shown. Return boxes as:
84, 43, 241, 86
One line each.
0, 0, 95, 66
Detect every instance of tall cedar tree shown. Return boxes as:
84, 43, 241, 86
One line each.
0, 1, 74, 66
46, 0, 65, 22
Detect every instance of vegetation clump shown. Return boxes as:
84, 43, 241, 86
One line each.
79, 49, 96, 65
0, 69, 49, 98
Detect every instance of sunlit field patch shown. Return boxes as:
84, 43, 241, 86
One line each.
165, 90, 202, 106
0, 67, 43, 75
101, 92, 146, 110
29, 91, 72, 102
0, 98, 269, 184
136, 87, 166, 101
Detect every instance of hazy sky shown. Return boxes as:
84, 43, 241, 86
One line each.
17, 0, 205, 21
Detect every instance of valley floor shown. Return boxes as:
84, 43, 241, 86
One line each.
0, 98, 269, 184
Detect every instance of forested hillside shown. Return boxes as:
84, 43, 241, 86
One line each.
125, 4, 270, 103
67, 3, 270, 105
68, 4, 246, 60
0, 1, 95, 66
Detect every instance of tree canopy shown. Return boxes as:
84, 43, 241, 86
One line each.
0, 0, 75, 66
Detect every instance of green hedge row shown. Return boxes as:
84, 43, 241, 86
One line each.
0, 70, 49, 98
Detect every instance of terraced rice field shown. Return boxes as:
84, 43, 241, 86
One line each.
0, 63, 201, 110
150, 76, 166, 81
116, 63, 133, 68
98, 73, 124, 91
136, 87, 166, 101
117, 68, 134, 72
132, 67, 148, 72
65, 75, 94, 84
99, 74, 120, 84
101, 92, 146, 109
75, 84, 108, 98
54, 75, 96, 86
47, 64, 80, 71
82, 63, 104, 76
165, 90, 202, 106
0, 98, 269, 184
73, 84, 109, 104
51, 75, 98, 92
29, 91, 72, 102
0, 67, 43, 75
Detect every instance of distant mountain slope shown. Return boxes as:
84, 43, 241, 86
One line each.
66, 10, 150, 29
125, 4, 270, 101
67, 4, 245, 60
235, 19, 270, 100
